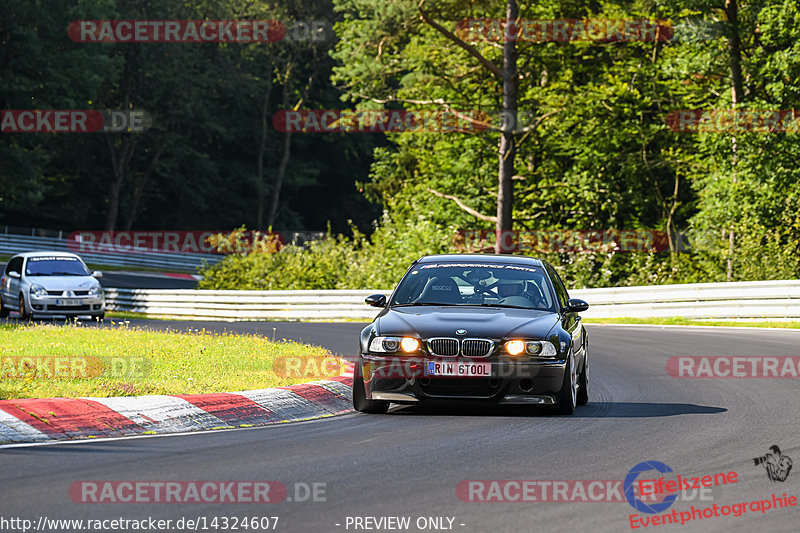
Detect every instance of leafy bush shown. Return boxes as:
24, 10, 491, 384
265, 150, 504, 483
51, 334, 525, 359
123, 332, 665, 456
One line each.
198, 214, 457, 290
200, 213, 800, 291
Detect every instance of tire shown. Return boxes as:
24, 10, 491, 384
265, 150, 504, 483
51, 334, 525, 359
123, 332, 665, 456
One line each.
92, 312, 105, 321
555, 349, 577, 415
577, 346, 589, 406
352, 372, 389, 414
0, 293, 9, 318
18, 294, 30, 321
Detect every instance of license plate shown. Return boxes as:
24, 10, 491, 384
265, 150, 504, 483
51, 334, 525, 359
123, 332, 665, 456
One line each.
427, 361, 491, 377
55, 299, 80, 306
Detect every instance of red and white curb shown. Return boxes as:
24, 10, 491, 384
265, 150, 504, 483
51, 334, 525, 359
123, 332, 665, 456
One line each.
0, 373, 353, 445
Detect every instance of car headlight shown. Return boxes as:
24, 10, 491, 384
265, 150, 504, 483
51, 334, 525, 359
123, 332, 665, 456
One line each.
504, 340, 558, 357
505, 340, 526, 356
369, 336, 420, 354
525, 340, 557, 358
29, 284, 47, 297
88, 286, 103, 297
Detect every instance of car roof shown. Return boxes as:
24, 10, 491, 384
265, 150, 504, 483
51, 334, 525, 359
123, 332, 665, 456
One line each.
416, 254, 545, 267
11, 251, 83, 260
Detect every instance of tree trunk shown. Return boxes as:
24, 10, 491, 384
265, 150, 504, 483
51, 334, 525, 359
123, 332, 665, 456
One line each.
267, 59, 316, 229
124, 143, 164, 231
103, 47, 136, 232
667, 172, 679, 264
256, 78, 273, 229
495, 0, 518, 254
267, 82, 292, 228
725, 0, 743, 279
104, 134, 136, 232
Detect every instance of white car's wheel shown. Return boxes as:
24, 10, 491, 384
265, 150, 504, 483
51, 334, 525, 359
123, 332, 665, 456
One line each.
18, 294, 30, 320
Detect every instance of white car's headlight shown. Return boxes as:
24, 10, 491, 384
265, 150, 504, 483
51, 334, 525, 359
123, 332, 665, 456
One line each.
369, 336, 420, 354
30, 284, 47, 297
88, 286, 103, 297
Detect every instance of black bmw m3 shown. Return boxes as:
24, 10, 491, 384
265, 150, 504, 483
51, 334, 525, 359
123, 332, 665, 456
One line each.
353, 254, 590, 415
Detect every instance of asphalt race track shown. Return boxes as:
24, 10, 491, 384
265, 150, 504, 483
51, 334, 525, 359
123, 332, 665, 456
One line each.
1, 322, 799, 533
95, 271, 199, 289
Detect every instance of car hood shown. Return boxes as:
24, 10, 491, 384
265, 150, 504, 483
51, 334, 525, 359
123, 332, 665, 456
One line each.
376, 306, 559, 340
26, 276, 100, 291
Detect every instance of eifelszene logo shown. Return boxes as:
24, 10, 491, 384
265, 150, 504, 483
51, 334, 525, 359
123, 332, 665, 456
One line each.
753, 445, 793, 482
625, 461, 678, 514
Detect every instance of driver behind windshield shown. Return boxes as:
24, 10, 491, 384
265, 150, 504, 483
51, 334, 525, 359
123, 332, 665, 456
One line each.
495, 278, 539, 309
497, 278, 523, 299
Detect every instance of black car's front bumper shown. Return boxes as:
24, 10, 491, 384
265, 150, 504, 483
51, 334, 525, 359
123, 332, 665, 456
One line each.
360, 355, 567, 405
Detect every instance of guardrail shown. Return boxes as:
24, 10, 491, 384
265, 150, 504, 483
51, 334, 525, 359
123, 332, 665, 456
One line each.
105, 289, 390, 320
105, 280, 800, 321
571, 280, 800, 319
0, 233, 222, 272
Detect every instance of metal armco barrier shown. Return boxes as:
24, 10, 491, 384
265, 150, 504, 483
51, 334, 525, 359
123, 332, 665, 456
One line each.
571, 280, 800, 319
0, 233, 222, 272
105, 280, 800, 322
105, 289, 389, 320
0, 229, 325, 273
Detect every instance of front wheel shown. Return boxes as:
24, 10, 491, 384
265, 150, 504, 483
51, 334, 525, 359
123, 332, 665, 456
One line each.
555, 350, 577, 415
18, 294, 30, 320
577, 346, 589, 406
352, 373, 389, 414
92, 312, 105, 321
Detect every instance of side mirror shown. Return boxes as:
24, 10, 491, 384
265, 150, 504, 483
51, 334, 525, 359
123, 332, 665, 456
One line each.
8, 271, 20, 279
565, 298, 589, 313
365, 294, 387, 308
92, 271, 103, 278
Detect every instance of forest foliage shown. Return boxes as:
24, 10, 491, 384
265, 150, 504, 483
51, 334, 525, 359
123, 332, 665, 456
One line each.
2, 0, 799, 289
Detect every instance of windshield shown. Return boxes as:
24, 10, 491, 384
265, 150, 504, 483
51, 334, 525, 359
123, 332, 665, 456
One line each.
25, 256, 90, 276
390, 262, 556, 311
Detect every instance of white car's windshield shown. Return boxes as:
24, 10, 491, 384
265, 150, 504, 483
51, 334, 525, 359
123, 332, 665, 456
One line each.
25, 256, 90, 276
390, 262, 556, 311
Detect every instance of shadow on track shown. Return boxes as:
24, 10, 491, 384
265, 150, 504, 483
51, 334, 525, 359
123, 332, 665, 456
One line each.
385, 401, 726, 418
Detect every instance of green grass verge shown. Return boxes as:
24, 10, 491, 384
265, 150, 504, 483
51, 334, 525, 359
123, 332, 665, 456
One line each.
583, 317, 800, 329
0, 322, 335, 400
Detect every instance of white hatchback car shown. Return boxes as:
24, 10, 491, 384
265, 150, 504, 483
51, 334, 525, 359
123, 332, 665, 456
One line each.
0, 251, 105, 320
